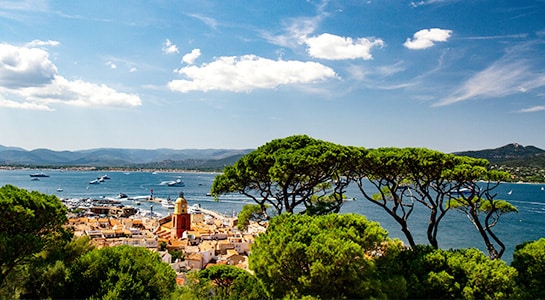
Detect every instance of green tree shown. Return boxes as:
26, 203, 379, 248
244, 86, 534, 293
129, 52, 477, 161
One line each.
183, 265, 269, 300
348, 148, 515, 252
65, 245, 176, 299
348, 147, 458, 248
236, 204, 269, 231
446, 162, 516, 259
211, 135, 358, 215
19, 236, 94, 299
0, 185, 69, 290
249, 213, 400, 299
511, 238, 545, 298
393, 246, 517, 299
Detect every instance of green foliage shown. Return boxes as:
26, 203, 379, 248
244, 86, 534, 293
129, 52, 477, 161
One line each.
511, 238, 545, 298
182, 265, 269, 300
0, 185, 69, 290
211, 135, 359, 215
237, 204, 269, 231
394, 246, 518, 299
249, 213, 398, 299
19, 236, 94, 299
65, 245, 176, 299
349, 147, 494, 249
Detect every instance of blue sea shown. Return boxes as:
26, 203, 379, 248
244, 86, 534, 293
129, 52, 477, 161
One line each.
1, 169, 544, 263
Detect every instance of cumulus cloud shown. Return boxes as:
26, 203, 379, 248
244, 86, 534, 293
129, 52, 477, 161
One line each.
16, 76, 142, 108
0, 43, 57, 88
182, 49, 201, 65
435, 46, 545, 106
404, 28, 452, 50
305, 33, 385, 60
168, 54, 337, 93
0, 95, 52, 111
162, 39, 179, 54
0, 43, 142, 110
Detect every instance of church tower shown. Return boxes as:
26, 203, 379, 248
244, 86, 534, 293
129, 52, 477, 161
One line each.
171, 191, 191, 239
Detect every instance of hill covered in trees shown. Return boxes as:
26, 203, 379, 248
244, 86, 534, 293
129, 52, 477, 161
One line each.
455, 143, 545, 182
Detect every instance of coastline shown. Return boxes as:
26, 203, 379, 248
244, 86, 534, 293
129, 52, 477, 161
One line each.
0, 165, 221, 175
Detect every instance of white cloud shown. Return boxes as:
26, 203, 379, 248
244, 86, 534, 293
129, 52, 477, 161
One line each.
168, 54, 337, 93
435, 46, 545, 106
24, 39, 60, 47
0, 43, 57, 88
0, 43, 142, 110
265, 17, 321, 48
410, 0, 452, 8
182, 49, 201, 65
188, 13, 218, 30
262, 1, 327, 49
518, 105, 545, 113
129, 67, 137, 73
305, 33, 384, 60
404, 28, 452, 50
16, 76, 142, 108
106, 61, 117, 69
0, 94, 52, 111
162, 39, 179, 54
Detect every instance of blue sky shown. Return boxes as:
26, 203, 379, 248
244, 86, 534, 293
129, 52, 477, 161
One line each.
1, 0, 545, 152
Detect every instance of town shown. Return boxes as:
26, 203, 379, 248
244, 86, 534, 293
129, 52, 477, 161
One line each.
64, 192, 267, 284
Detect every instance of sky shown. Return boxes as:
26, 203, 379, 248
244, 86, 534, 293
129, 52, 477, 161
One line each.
1, 0, 545, 153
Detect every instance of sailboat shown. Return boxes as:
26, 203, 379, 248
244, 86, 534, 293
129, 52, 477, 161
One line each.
507, 190, 512, 195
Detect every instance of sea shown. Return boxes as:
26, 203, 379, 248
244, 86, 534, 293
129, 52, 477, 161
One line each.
1, 169, 544, 263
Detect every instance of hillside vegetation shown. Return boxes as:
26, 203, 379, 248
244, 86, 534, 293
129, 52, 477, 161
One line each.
455, 143, 545, 182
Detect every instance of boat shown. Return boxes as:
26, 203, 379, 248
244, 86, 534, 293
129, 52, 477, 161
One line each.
117, 193, 128, 199
89, 179, 100, 184
31, 177, 40, 181
57, 187, 63, 192
450, 187, 473, 196
167, 178, 185, 187
188, 203, 202, 214
508, 190, 513, 195
30, 172, 49, 178
162, 199, 175, 209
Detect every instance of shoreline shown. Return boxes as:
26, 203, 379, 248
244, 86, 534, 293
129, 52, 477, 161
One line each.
0, 165, 221, 175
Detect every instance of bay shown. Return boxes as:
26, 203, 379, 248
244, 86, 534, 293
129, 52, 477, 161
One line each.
1, 169, 544, 263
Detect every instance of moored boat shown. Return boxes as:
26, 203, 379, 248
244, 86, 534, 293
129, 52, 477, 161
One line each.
161, 198, 175, 209
30, 172, 49, 177
167, 178, 185, 187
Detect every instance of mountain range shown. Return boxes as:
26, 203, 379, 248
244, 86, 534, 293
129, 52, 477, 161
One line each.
0, 146, 252, 171
1, 143, 544, 173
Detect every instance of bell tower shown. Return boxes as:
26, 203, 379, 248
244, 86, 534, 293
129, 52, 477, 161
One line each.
171, 191, 191, 239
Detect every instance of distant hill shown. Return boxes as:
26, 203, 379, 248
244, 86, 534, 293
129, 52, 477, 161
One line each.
0, 146, 253, 171
454, 143, 545, 182
454, 143, 545, 168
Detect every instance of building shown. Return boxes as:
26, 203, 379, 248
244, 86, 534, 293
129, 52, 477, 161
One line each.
171, 192, 191, 239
